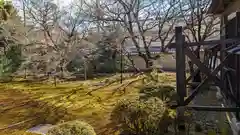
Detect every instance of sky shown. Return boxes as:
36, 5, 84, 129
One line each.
53, 0, 73, 8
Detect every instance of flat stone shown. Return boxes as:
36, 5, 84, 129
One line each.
27, 124, 54, 135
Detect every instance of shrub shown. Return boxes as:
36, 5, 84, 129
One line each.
139, 69, 176, 102
0, 45, 23, 82
111, 97, 176, 135
139, 85, 176, 102
47, 120, 96, 135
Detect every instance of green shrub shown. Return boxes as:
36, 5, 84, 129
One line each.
139, 69, 176, 102
47, 120, 96, 135
0, 45, 23, 82
139, 85, 176, 102
111, 97, 176, 135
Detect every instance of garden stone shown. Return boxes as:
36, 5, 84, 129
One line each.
27, 124, 53, 135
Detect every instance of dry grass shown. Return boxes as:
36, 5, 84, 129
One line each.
0, 73, 176, 135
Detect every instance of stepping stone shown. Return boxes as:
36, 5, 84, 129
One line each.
27, 124, 54, 135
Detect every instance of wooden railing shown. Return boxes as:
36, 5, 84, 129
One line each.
169, 26, 240, 128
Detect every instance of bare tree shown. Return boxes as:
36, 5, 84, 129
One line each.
83, 0, 161, 68
22, 0, 92, 78
152, 0, 179, 52
179, 0, 220, 82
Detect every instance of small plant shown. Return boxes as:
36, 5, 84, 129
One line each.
111, 97, 176, 135
47, 120, 96, 135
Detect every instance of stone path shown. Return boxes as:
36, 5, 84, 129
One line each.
189, 87, 232, 134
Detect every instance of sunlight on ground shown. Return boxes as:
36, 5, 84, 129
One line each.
0, 73, 176, 135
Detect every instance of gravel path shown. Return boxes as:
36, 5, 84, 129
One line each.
189, 87, 232, 134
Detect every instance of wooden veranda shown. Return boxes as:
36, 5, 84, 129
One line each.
170, 25, 240, 118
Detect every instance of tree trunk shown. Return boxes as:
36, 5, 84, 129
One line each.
145, 59, 150, 68
60, 66, 64, 79
84, 63, 87, 80
54, 75, 57, 87
24, 68, 27, 79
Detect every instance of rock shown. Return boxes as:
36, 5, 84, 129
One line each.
27, 124, 54, 135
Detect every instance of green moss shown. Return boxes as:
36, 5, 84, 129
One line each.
0, 73, 176, 135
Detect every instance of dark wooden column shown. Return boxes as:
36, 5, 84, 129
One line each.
220, 15, 228, 92
176, 26, 186, 104
236, 12, 240, 37
175, 26, 186, 131
235, 12, 240, 120
235, 54, 240, 120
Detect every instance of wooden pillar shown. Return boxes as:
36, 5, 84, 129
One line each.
236, 12, 240, 120
235, 55, 240, 120
236, 12, 240, 37
220, 15, 228, 92
176, 26, 186, 102
175, 26, 186, 132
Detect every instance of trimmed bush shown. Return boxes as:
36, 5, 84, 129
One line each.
47, 120, 96, 135
139, 69, 176, 102
111, 97, 176, 135
139, 85, 176, 102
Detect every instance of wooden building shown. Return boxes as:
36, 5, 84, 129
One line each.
170, 0, 240, 133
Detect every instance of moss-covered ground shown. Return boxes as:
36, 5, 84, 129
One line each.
0, 73, 176, 135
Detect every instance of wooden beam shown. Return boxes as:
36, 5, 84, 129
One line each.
186, 105, 240, 112
185, 54, 211, 84
185, 47, 220, 82
168, 39, 239, 48
184, 76, 209, 105
187, 82, 217, 87
221, 0, 240, 16
184, 55, 229, 105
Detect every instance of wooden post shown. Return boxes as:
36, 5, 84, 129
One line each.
236, 12, 240, 120
175, 26, 186, 132
235, 55, 240, 120
220, 15, 227, 93
176, 26, 186, 102
236, 12, 240, 37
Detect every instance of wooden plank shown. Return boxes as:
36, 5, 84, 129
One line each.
186, 105, 240, 112
187, 82, 217, 87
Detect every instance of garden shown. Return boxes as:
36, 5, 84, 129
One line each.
0, 0, 234, 134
